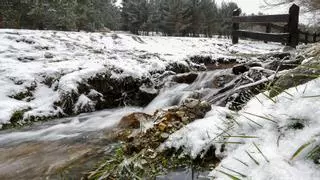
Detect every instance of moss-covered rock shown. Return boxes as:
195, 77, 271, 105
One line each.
118, 112, 152, 129
270, 57, 320, 97
1, 108, 32, 129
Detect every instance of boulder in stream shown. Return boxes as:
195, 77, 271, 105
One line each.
232, 64, 249, 75
172, 72, 198, 84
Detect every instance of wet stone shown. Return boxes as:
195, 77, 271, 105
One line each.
232, 64, 249, 75
172, 72, 198, 84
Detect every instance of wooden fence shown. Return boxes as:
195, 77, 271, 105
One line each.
232, 4, 320, 48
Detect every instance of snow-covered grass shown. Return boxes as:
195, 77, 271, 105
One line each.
161, 77, 320, 179
0, 29, 282, 127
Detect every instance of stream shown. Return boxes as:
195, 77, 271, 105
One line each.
0, 69, 238, 179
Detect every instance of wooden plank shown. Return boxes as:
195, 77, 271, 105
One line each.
232, 14, 289, 23
233, 30, 289, 43
270, 24, 287, 31
254, 23, 286, 32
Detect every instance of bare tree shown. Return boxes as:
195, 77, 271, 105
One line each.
263, 0, 320, 12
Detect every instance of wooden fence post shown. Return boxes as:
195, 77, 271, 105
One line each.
232, 8, 241, 44
264, 23, 271, 43
0, 15, 3, 28
287, 4, 299, 48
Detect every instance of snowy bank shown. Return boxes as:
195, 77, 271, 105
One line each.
0, 29, 282, 128
162, 76, 320, 179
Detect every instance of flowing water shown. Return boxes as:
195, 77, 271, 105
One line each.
0, 69, 233, 179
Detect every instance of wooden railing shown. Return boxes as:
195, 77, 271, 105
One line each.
299, 30, 320, 44
232, 4, 301, 48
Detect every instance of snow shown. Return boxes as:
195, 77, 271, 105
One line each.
162, 77, 320, 179
0, 29, 282, 126
160, 106, 232, 158
74, 94, 95, 113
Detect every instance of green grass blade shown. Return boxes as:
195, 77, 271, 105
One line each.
246, 150, 260, 165
306, 145, 320, 159
217, 170, 242, 180
233, 157, 249, 167
253, 142, 270, 163
244, 112, 277, 123
303, 84, 308, 94
261, 91, 277, 103
301, 95, 320, 98
221, 165, 247, 178
290, 140, 316, 161
224, 135, 259, 139
226, 114, 240, 126
242, 115, 263, 127
215, 141, 245, 144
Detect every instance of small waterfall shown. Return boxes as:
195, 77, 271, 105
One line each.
144, 69, 235, 113
0, 68, 239, 179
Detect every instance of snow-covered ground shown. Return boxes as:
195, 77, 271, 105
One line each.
162, 77, 320, 179
0, 29, 283, 127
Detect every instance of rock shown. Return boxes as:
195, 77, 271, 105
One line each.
44, 52, 54, 59
212, 74, 235, 88
85, 72, 158, 109
181, 98, 212, 119
87, 89, 103, 102
166, 62, 190, 74
189, 55, 213, 64
264, 59, 299, 71
160, 133, 170, 139
281, 46, 296, 52
55, 91, 79, 115
246, 67, 274, 81
232, 64, 249, 75
111, 33, 120, 40
118, 112, 152, 129
161, 112, 182, 122
73, 94, 95, 113
158, 122, 167, 131
246, 62, 262, 67
270, 56, 320, 97
182, 98, 201, 109
17, 56, 35, 62
97, 27, 111, 33
217, 57, 237, 64
268, 52, 291, 60
172, 72, 198, 84
219, 68, 275, 110
258, 52, 291, 62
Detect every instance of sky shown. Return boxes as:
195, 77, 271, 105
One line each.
216, 0, 267, 14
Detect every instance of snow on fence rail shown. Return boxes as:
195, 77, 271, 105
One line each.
231, 4, 320, 48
